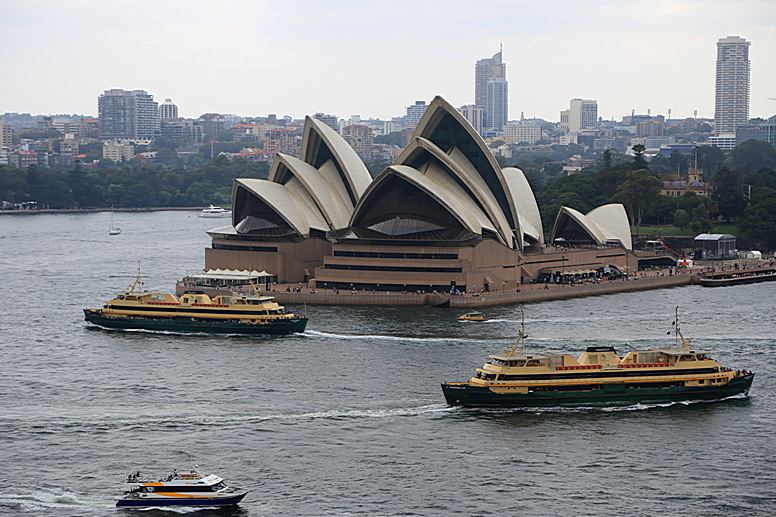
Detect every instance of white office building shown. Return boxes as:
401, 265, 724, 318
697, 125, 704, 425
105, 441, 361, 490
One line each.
569, 99, 598, 132
503, 122, 541, 145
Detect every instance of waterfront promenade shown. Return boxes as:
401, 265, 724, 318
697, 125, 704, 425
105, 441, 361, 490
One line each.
263, 270, 692, 308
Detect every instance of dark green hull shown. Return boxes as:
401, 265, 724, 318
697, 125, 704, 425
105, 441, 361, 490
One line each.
84, 309, 307, 335
441, 374, 755, 408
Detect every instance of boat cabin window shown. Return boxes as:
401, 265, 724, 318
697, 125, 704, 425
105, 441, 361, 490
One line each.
491, 358, 508, 366
508, 359, 526, 367
696, 354, 708, 360
639, 352, 662, 363
526, 359, 548, 367
679, 355, 696, 361
118, 295, 125, 300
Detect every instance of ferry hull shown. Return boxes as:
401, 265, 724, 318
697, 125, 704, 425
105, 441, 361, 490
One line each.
84, 309, 307, 335
441, 373, 755, 408
116, 491, 247, 507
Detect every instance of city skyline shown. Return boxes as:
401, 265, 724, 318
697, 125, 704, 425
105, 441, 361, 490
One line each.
2, 1, 776, 122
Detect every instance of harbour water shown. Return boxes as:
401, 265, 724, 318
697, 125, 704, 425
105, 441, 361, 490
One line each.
1, 211, 774, 516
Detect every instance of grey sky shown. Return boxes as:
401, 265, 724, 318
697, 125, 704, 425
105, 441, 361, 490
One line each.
2, 0, 775, 122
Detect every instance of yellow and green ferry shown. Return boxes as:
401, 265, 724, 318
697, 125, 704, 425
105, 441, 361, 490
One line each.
84, 271, 307, 335
442, 309, 754, 408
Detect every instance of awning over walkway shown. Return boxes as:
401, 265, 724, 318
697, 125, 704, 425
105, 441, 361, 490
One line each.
193, 269, 274, 280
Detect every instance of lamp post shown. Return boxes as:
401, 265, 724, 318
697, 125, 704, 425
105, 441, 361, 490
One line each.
562, 255, 565, 285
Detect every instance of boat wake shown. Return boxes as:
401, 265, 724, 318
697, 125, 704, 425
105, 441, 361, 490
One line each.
1, 404, 455, 433
303, 329, 476, 345
0, 487, 112, 512
451, 394, 751, 415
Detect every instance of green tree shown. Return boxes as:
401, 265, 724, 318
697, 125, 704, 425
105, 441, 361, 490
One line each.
696, 145, 725, 179
612, 169, 662, 230
741, 188, 776, 249
157, 147, 181, 168
673, 209, 691, 231
632, 144, 649, 171
712, 167, 745, 221
730, 139, 776, 174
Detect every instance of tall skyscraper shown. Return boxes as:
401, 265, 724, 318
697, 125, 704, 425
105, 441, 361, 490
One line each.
714, 36, 750, 135
98, 89, 160, 140
475, 48, 508, 131
475, 49, 505, 108
486, 78, 508, 131
160, 98, 179, 121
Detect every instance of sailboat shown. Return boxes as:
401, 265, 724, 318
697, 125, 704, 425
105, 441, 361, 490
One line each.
109, 206, 121, 235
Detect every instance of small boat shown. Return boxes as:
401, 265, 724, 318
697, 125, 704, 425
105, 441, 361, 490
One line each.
442, 308, 755, 408
109, 206, 121, 235
458, 311, 485, 322
84, 265, 307, 335
116, 468, 248, 507
199, 205, 232, 218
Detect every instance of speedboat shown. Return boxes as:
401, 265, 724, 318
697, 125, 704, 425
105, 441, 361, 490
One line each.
442, 308, 755, 407
458, 311, 485, 322
116, 468, 248, 507
199, 205, 232, 218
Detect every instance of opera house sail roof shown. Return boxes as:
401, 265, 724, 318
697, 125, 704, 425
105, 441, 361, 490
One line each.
342, 96, 544, 251
550, 204, 633, 250
204, 94, 636, 293
208, 116, 373, 242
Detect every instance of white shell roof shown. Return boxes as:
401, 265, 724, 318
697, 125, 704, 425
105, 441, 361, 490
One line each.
269, 153, 351, 229
300, 116, 371, 205
587, 204, 632, 250
234, 179, 327, 237
501, 167, 544, 246
551, 204, 632, 250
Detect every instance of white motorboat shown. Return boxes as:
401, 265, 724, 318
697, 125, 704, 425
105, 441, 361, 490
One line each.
116, 468, 248, 507
198, 205, 232, 218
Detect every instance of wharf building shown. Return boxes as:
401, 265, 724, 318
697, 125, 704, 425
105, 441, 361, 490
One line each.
203, 96, 636, 294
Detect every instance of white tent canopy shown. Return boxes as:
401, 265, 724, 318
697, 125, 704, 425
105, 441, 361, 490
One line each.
193, 269, 273, 281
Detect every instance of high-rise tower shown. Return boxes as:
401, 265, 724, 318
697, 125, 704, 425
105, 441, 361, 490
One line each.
475, 48, 507, 131
98, 89, 160, 140
714, 36, 750, 135
160, 98, 179, 121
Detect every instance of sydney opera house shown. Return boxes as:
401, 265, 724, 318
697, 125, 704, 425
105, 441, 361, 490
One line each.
204, 96, 636, 293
